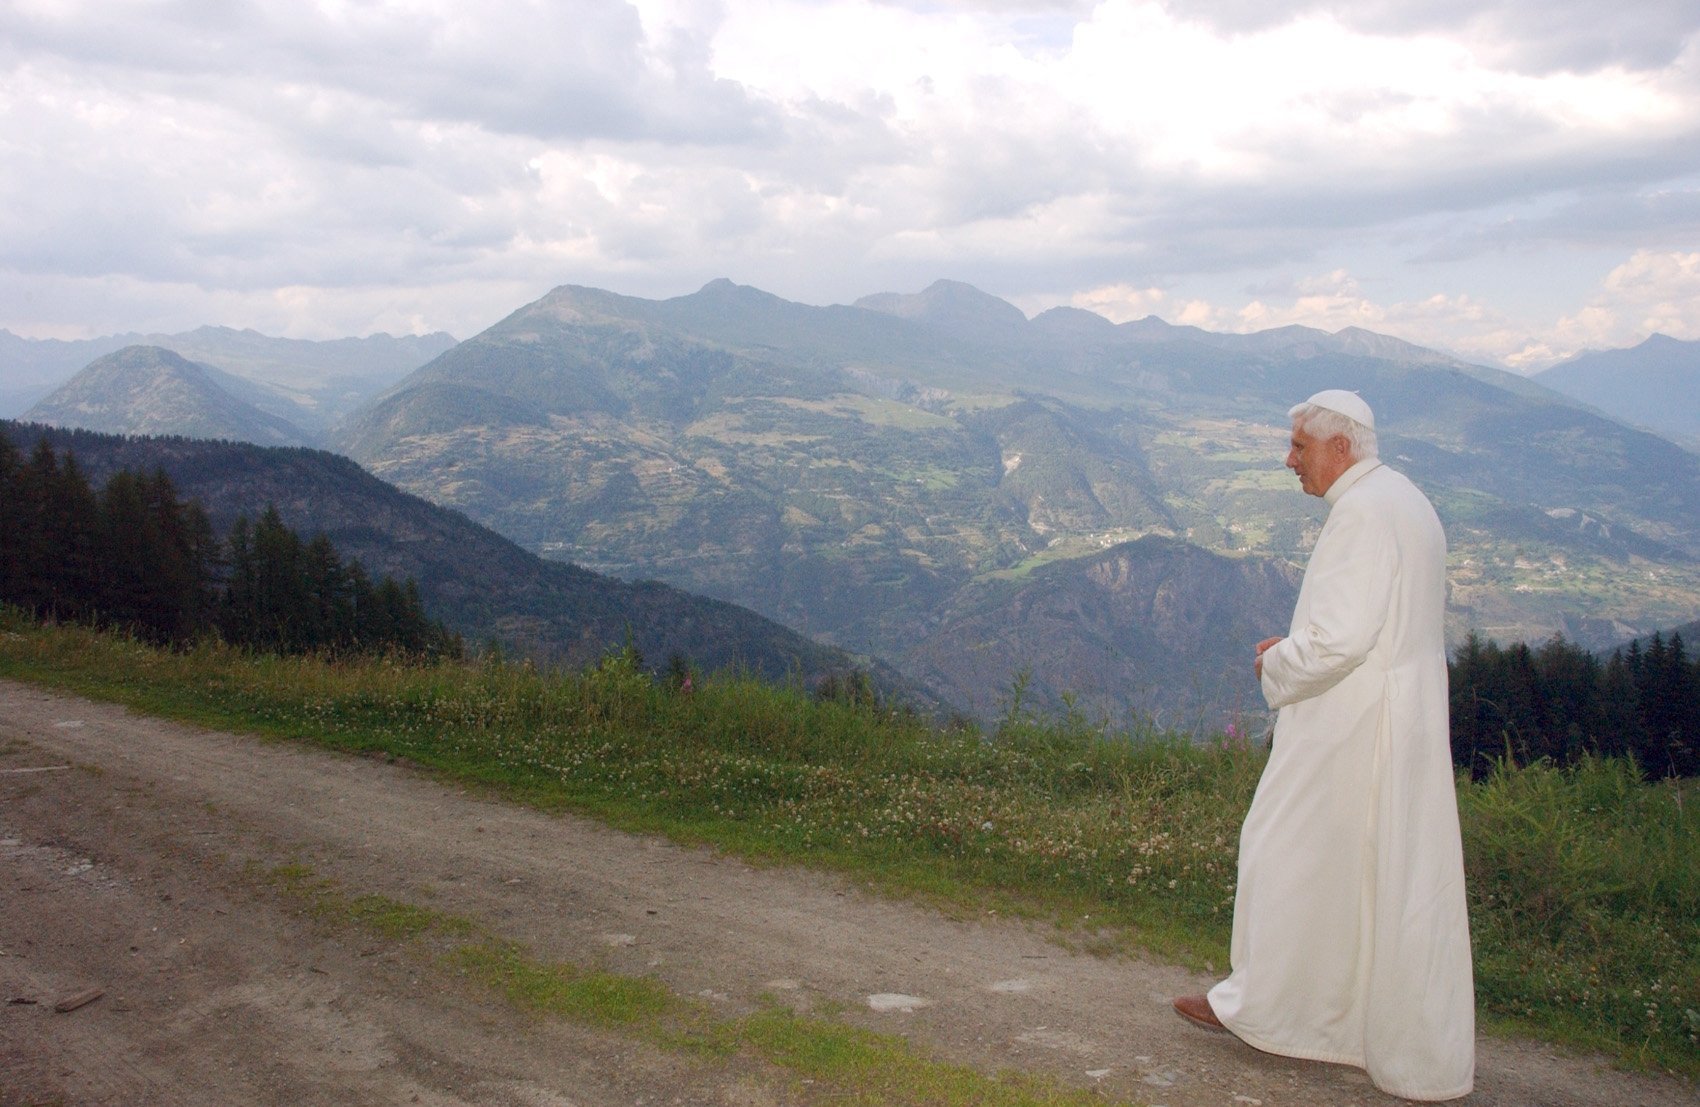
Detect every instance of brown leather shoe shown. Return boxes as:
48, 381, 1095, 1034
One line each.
1172, 993, 1226, 1031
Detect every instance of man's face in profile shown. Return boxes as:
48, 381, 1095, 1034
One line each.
1286, 421, 1352, 498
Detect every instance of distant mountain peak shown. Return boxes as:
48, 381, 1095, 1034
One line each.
1116, 314, 1196, 340
528, 283, 652, 325
1536, 333, 1700, 447
59, 343, 215, 388
1030, 305, 1119, 338
25, 344, 311, 447
685, 278, 789, 307
920, 277, 1003, 298
1330, 326, 1460, 365
853, 280, 1028, 342
1, 326, 456, 429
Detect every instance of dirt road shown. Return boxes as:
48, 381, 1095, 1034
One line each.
0, 680, 1689, 1106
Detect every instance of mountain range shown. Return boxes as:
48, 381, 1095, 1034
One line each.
18, 280, 1700, 725
333, 279, 1700, 720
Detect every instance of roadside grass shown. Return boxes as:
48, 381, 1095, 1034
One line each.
260, 859, 1112, 1105
739, 1007, 1112, 1106
1460, 756, 1698, 1072
2, 611, 1694, 1081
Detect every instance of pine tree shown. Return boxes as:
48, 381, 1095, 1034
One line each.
1532, 634, 1599, 764
148, 470, 218, 641
220, 508, 312, 652
213, 504, 458, 660
220, 515, 257, 644
1635, 633, 1678, 776
3, 452, 458, 662
345, 560, 379, 651
0, 430, 23, 605
1498, 642, 1544, 766
1595, 649, 1644, 762
16, 442, 101, 623
96, 469, 158, 634
302, 534, 354, 651
1449, 632, 1497, 778
1659, 632, 1695, 776
249, 506, 310, 653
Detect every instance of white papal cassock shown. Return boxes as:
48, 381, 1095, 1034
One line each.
1209, 457, 1475, 1101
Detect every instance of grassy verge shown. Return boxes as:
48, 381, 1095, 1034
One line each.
1, 613, 1694, 1080
1460, 756, 1698, 1071
261, 861, 1112, 1106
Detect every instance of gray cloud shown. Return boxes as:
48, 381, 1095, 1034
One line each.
1165, 0, 1700, 74
0, 1, 778, 145
1, 0, 1696, 361
1413, 180, 1700, 263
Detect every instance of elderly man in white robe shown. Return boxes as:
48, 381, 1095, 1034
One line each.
1172, 390, 1475, 1102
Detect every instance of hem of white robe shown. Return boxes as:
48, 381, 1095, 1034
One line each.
1219, 1021, 1472, 1103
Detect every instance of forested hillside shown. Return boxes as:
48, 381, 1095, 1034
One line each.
0, 431, 457, 657
0, 421, 919, 702
1450, 631, 1700, 778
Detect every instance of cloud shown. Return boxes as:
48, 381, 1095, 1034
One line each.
1553, 250, 1700, 346
0, 0, 1696, 363
1099, 266, 1531, 367
1063, 250, 1700, 374
1235, 270, 1390, 334
1, 0, 774, 143
1438, 249, 1700, 371
1162, 0, 1700, 74
1068, 282, 1229, 328
1070, 283, 1170, 321
1412, 180, 1700, 267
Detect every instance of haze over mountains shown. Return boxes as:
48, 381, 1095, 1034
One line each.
4, 326, 456, 433
25, 346, 315, 447
1534, 334, 1700, 450
14, 280, 1700, 724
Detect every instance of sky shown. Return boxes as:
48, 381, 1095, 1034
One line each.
3, 0, 1698, 371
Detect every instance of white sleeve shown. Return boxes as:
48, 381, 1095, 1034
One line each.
1260, 498, 1395, 710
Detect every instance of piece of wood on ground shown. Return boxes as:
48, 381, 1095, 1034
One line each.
54, 986, 103, 1013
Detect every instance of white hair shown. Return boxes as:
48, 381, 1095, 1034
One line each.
1289, 402, 1378, 460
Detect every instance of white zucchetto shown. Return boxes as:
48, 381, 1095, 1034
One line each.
1300, 389, 1375, 430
